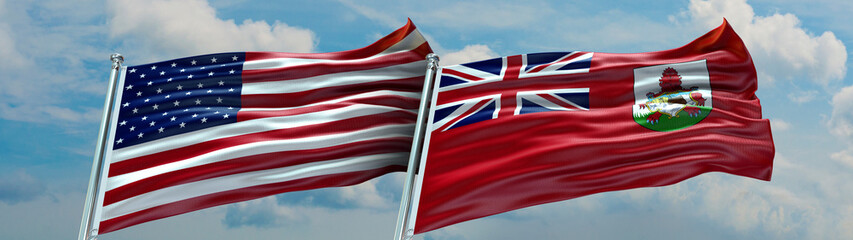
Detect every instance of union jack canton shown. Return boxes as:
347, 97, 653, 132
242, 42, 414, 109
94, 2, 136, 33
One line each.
432, 52, 594, 131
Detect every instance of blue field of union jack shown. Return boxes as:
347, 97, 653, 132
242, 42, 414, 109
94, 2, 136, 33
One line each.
432, 52, 593, 131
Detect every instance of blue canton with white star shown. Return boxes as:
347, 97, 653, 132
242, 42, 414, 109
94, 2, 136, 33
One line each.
113, 53, 244, 149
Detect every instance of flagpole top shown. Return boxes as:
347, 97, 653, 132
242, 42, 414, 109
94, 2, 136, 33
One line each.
426, 53, 439, 63
426, 53, 439, 70
110, 53, 124, 69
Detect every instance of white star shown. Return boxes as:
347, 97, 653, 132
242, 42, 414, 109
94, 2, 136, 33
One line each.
152, 104, 159, 110
171, 62, 177, 67
140, 73, 146, 78
207, 90, 213, 93
201, 117, 208, 123
158, 127, 165, 133
197, 83, 203, 88
165, 95, 171, 99
125, 85, 133, 90
173, 100, 180, 106
137, 91, 142, 96
144, 98, 150, 103
228, 107, 233, 110
208, 72, 214, 76
192, 113, 198, 118
147, 81, 153, 86
129, 126, 136, 131
141, 116, 148, 121
229, 69, 235, 74
216, 97, 223, 103
200, 66, 206, 70
162, 112, 168, 116
170, 116, 177, 121
119, 120, 127, 126
186, 92, 192, 96
167, 78, 173, 82
223, 114, 229, 119
218, 81, 224, 86
160, 71, 165, 76
177, 85, 183, 90
150, 65, 157, 70
232, 55, 238, 61
188, 74, 193, 79
156, 88, 163, 94
138, 133, 144, 138
211, 57, 217, 63
122, 102, 130, 107
184, 109, 189, 112
179, 122, 186, 128
195, 99, 202, 105
149, 121, 156, 127
228, 88, 235, 92
214, 111, 220, 114
132, 108, 139, 114
191, 60, 197, 65
116, 138, 123, 144
129, 68, 137, 73
180, 69, 186, 73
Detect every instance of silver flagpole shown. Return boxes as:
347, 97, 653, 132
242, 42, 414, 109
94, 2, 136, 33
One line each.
78, 53, 124, 240
394, 53, 439, 240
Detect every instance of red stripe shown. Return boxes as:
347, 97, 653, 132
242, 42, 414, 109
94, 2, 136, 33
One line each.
245, 19, 426, 61
240, 77, 422, 109
108, 111, 416, 177
99, 165, 406, 234
237, 94, 420, 122
104, 137, 411, 206
441, 68, 483, 81
242, 43, 432, 83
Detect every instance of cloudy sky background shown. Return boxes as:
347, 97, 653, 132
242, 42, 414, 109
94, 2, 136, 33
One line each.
0, 0, 851, 239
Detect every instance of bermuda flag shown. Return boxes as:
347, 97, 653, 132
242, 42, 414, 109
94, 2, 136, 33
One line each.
409, 20, 774, 234
90, 20, 432, 234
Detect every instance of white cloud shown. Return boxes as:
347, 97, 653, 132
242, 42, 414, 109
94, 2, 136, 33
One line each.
420, 1, 552, 29
829, 85, 853, 140
337, 0, 405, 28
684, 0, 847, 87
830, 150, 853, 169
108, 0, 316, 62
222, 196, 304, 228
787, 90, 819, 103
338, 179, 394, 209
439, 44, 500, 66
770, 119, 791, 132
0, 0, 109, 124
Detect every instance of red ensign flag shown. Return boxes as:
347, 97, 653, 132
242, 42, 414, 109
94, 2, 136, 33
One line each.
412, 20, 774, 234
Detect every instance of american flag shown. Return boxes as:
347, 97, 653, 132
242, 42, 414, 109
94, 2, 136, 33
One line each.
432, 52, 592, 131
94, 20, 432, 234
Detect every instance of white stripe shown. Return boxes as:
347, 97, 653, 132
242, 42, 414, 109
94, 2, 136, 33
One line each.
239, 90, 420, 112
112, 102, 415, 163
102, 152, 408, 221
242, 60, 427, 95
380, 29, 427, 55
106, 123, 414, 191
242, 31, 426, 71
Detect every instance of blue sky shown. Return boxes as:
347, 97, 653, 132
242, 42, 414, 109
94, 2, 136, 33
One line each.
0, 0, 851, 239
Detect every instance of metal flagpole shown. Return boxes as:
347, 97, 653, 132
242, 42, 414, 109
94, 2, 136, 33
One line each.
78, 53, 124, 240
394, 53, 439, 240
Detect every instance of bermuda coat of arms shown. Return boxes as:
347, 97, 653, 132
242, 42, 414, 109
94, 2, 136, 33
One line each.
632, 60, 713, 132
